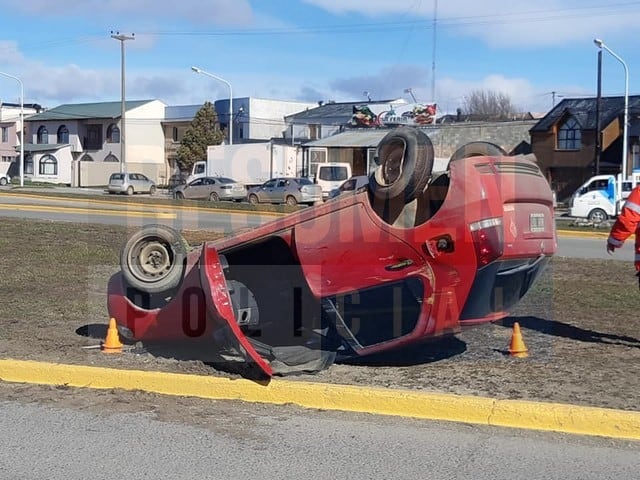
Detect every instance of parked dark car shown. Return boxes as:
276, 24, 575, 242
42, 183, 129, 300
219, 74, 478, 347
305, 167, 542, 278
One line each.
173, 176, 246, 202
107, 127, 556, 377
246, 177, 322, 206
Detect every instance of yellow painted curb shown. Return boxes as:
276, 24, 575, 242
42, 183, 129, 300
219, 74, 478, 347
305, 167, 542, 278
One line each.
0, 359, 638, 440
557, 229, 610, 238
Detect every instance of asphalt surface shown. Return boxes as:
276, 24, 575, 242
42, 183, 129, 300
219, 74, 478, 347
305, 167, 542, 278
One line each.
1, 399, 638, 480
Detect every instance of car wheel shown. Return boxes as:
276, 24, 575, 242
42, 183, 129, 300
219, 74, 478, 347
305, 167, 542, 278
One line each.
174, 191, 184, 200
368, 126, 434, 203
0, 177, 7, 186
248, 194, 259, 205
209, 192, 219, 202
149, 185, 156, 196
126, 186, 134, 196
588, 208, 608, 223
120, 224, 188, 295
285, 195, 297, 206
449, 141, 507, 161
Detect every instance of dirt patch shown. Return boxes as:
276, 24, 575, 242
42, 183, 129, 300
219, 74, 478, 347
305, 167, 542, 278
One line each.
0, 218, 639, 411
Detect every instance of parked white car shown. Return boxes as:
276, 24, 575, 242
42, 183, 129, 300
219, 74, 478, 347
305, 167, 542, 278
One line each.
108, 173, 156, 195
0, 173, 10, 186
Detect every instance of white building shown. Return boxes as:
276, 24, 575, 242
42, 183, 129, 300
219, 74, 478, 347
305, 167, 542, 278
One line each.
24, 99, 166, 186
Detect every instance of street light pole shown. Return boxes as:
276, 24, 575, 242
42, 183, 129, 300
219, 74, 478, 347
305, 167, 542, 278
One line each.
111, 32, 135, 173
594, 38, 629, 183
0, 71, 24, 187
191, 66, 233, 145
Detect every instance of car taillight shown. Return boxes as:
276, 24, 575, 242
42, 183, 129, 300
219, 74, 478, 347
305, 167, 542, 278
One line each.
469, 217, 503, 267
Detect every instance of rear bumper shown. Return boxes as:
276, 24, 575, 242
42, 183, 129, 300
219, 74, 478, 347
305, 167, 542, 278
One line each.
459, 255, 550, 324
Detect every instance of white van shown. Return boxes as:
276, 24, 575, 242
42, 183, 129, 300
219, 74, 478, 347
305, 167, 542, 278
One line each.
314, 162, 352, 200
569, 174, 633, 222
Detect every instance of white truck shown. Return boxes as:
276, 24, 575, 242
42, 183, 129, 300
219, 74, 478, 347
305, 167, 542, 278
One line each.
569, 174, 635, 222
188, 142, 299, 189
313, 162, 352, 200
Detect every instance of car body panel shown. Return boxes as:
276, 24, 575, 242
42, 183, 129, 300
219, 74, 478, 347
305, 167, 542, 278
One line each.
107, 151, 556, 376
328, 175, 369, 198
173, 176, 246, 201
108, 172, 155, 194
247, 177, 322, 205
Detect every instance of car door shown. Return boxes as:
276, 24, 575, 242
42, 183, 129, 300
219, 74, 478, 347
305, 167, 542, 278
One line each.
273, 179, 288, 203
185, 178, 206, 199
259, 179, 278, 203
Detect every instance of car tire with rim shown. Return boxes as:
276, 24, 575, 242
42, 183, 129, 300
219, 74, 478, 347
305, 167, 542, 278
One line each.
449, 141, 507, 161
248, 194, 259, 205
588, 208, 608, 223
126, 186, 134, 196
209, 192, 219, 202
368, 126, 434, 204
149, 185, 156, 196
120, 224, 188, 294
0, 177, 7, 186
285, 195, 297, 206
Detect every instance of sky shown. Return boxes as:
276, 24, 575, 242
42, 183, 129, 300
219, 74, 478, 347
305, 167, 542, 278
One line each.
1, 0, 640, 115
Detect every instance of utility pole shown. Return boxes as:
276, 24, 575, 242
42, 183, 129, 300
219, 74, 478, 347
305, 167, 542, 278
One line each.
431, 0, 438, 102
111, 32, 135, 174
595, 50, 602, 175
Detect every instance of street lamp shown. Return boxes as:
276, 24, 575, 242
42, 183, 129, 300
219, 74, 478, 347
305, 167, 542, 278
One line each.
594, 38, 628, 182
191, 66, 233, 145
0, 71, 24, 187
111, 32, 135, 173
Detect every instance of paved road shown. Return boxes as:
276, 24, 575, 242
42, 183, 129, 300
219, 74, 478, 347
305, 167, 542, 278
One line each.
557, 234, 635, 261
1, 398, 638, 480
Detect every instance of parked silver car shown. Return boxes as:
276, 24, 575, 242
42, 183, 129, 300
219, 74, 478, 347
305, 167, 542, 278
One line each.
328, 175, 369, 198
0, 173, 10, 186
173, 176, 246, 202
246, 177, 322, 206
108, 172, 156, 195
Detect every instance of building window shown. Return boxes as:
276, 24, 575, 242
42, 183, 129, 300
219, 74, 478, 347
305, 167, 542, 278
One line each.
84, 125, 103, 150
80, 154, 94, 162
24, 155, 34, 174
309, 124, 321, 140
104, 154, 119, 162
107, 124, 120, 143
37, 125, 48, 144
172, 126, 178, 142
557, 116, 581, 150
1, 127, 8, 143
57, 125, 69, 144
39, 154, 58, 175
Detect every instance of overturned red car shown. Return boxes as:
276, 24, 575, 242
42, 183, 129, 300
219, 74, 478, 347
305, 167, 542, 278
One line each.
107, 127, 557, 377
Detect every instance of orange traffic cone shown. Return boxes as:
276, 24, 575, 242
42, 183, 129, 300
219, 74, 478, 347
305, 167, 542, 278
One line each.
102, 318, 123, 353
508, 322, 529, 358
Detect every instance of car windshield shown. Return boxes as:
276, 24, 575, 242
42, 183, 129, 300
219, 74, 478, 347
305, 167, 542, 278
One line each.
319, 166, 349, 181
296, 178, 314, 185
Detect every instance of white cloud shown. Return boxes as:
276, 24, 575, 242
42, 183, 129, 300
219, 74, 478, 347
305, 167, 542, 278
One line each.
302, 0, 640, 48
4, 0, 254, 25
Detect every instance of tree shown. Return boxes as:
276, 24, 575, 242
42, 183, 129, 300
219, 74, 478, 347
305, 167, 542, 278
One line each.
176, 101, 225, 172
462, 89, 517, 120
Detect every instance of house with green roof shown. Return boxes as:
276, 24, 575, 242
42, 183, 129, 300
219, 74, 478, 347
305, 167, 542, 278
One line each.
23, 99, 166, 186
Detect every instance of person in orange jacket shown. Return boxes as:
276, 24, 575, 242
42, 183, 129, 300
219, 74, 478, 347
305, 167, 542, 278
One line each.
606, 184, 640, 286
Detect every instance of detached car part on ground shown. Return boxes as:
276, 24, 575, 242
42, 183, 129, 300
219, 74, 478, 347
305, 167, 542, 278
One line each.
107, 127, 557, 378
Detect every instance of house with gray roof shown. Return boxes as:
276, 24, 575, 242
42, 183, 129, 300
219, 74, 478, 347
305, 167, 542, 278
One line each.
23, 99, 166, 186
530, 95, 640, 201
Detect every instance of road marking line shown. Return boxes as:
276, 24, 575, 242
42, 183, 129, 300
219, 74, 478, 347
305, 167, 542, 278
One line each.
0, 204, 176, 219
0, 359, 638, 440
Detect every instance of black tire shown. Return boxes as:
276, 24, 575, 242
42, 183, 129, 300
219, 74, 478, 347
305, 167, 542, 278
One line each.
126, 186, 134, 196
449, 141, 507, 162
149, 185, 156, 196
0, 177, 7, 186
209, 192, 219, 202
285, 195, 297, 206
368, 126, 434, 203
248, 194, 259, 205
120, 224, 188, 294
588, 208, 608, 223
